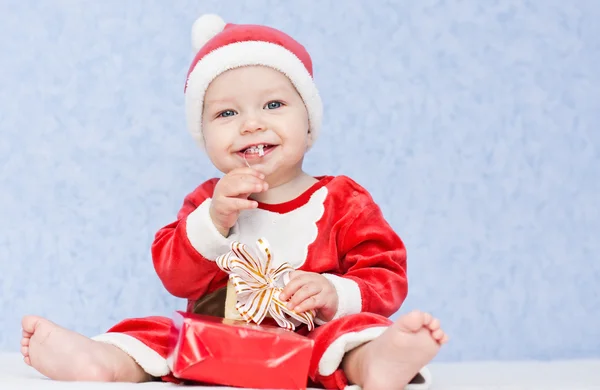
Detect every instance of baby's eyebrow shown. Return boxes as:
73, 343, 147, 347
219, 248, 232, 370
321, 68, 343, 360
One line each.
204, 98, 235, 108
261, 86, 291, 96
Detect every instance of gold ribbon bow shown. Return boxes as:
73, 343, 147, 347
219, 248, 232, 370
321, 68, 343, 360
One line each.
216, 238, 315, 331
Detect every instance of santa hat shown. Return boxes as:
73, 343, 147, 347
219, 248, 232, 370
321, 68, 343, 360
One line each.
184, 14, 323, 149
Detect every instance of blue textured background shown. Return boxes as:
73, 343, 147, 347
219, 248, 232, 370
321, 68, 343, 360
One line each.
1, 0, 599, 363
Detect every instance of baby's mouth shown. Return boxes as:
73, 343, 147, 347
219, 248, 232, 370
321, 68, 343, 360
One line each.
239, 144, 275, 157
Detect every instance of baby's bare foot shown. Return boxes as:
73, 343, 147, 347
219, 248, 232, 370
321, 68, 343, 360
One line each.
422, 312, 449, 345
21, 315, 150, 382
343, 310, 447, 390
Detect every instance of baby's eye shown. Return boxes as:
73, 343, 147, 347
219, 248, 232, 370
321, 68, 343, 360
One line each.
265, 101, 283, 110
218, 110, 236, 118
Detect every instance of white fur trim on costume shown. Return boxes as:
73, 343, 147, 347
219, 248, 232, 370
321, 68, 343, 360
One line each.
191, 14, 226, 53
185, 199, 240, 260
185, 41, 323, 149
317, 273, 362, 324
92, 332, 170, 378
405, 366, 433, 390
319, 326, 387, 376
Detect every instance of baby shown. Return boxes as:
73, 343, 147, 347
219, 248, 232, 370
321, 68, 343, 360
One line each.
21, 14, 447, 390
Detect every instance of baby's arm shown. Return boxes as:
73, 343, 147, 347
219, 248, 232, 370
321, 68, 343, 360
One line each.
151, 179, 231, 300
325, 203, 408, 320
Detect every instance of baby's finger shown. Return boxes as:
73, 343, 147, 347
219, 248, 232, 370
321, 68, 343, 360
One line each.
293, 295, 321, 314
221, 177, 267, 197
217, 197, 258, 214
287, 270, 308, 280
229, 167, 266, 179
229, 172, 267, 186
280, 273, 313, 301
286, 283, 322, 310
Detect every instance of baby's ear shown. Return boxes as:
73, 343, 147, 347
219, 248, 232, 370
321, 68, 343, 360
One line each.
306, 129, 313, 149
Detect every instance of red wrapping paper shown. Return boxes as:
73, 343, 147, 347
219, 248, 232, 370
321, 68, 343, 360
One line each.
167, 311, 314, 389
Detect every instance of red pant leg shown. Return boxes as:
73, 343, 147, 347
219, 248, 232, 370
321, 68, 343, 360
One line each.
91, 316, 180, 383
305, 312, 391, 389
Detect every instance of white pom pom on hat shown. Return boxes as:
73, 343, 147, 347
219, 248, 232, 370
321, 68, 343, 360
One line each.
184, 14, 323, 150
191, 14, 227, 53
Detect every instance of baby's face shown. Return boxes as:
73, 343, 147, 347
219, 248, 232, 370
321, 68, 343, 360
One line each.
201, 66, 311, 179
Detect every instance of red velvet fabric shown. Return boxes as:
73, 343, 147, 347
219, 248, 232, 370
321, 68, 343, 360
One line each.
151, 176, 408, 318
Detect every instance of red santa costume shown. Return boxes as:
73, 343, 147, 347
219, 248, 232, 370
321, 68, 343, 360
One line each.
90, 15, 432, 390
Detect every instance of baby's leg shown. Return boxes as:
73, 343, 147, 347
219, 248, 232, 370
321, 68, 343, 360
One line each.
343, 310, 448, 390
21, 316, 151, 382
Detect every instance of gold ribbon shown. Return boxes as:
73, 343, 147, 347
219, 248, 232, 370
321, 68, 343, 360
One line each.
216, 238, 315, 331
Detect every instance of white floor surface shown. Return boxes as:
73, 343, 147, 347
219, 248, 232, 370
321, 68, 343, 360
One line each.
2, 352, 600, 389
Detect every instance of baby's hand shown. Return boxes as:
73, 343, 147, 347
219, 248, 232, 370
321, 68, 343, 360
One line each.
279, 271, 339, 322
210, 167, 268, 237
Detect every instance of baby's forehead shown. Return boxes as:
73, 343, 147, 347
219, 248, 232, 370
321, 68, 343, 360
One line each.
211, 65, 292, 84
204, 67, 298, 101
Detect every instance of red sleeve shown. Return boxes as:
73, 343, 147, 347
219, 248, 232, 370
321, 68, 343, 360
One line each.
151, 178, 228, 301
335, 203, 408, 318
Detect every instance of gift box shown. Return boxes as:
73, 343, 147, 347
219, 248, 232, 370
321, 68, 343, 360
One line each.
167, 310, 314, 389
